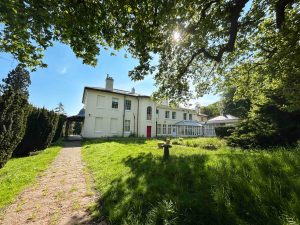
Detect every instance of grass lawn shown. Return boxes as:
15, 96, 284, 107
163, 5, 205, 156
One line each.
82, 138, 300, 225
0, 144, 61, 210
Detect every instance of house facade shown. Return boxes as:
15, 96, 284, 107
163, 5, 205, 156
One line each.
81, 76, 239, 138
81, 76, 204, 138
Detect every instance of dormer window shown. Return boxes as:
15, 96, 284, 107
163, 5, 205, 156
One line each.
147, 106, 152, 120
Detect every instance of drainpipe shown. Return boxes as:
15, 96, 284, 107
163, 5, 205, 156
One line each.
133, 113, 136, 135
122, 96, 125, 137
137, 97, 139, 137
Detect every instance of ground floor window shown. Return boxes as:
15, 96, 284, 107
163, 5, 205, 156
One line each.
163, 124, 166, 134
124, 120, 130, 132
157, 124, 161, 134
168, 125, 171, 134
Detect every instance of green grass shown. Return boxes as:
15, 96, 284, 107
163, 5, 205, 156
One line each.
82, 138, 300, 225
0, 144, 61, 210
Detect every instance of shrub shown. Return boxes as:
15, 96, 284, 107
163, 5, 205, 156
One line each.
227, 107, 300, 149
14, 107, 59, 156
215, 126, 235, 138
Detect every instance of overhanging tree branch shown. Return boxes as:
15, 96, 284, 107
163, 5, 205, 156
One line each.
275, 0, 295, 28
181, 0, 249, 76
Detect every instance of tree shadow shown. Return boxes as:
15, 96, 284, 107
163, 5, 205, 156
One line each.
84, 137, 148, 145
81, 150, 300, 225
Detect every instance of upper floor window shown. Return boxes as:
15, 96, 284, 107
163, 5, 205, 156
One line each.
96, 95, 105, 108
112, 98, 119, 109
172, 112, 176, 119
165, 111, 170, 119
189, 114, 192, 120
147, 106, 152, 120
125, 99, 131, 110
156, 109, 159, 114
183, 113, 187, 120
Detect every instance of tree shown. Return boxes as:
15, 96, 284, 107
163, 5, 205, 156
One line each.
201, 103, 220, 119
222, 87, 251, 118
0, 65, 30, 167
54, 102, 65, 115
73, 122, 82, 135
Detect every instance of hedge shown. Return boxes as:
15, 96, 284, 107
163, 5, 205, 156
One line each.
14, 107, 59, 156
215, 126, 235, 138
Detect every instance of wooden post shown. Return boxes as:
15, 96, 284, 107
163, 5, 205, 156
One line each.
163, 139, 172, 160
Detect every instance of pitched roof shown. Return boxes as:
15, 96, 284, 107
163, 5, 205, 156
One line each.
174, 120, 203, 126
197, 113, 208, 117
82, 86, 150, 103
86, 86, 150, 97
207, 114, 239, 124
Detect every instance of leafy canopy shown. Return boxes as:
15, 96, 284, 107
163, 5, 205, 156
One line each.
0, 0, 299, 104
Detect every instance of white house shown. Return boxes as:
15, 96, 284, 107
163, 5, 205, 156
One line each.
81, 76, 207, 138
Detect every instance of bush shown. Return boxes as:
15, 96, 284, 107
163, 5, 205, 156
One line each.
14, 107, 59, 156
227, 104, 300, 148
215, 126, 235, 138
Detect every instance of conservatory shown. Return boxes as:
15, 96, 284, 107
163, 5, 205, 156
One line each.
172, 120, 204, 137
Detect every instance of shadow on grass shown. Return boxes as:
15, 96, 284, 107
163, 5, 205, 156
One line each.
84, 137, 148, 145
87, 151, 300, 225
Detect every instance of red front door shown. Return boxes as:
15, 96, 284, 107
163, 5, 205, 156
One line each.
147, 126, 151, 138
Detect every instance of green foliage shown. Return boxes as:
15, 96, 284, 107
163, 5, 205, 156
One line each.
73, 122, 82, 135
171, 137, 226, 150
52, 114, 67, 143
82, 138, 300, 225
228, 100, 300, 148
0, 144, 61, 209
222, 87, 251, 119
14, 107, 59, 156
201, 102, 220, 118
215, 126, 235, 138
0, 65, 30, 168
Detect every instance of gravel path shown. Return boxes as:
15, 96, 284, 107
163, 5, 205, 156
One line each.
1, 141, 98, 225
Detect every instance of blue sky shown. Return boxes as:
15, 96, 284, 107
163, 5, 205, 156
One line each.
0, 42, 219, 115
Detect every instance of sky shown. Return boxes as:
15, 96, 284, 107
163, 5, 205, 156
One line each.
0, 42, 219, 116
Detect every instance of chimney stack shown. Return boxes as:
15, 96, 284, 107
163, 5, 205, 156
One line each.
131, 87, 135, 94
105, 75, 114, 90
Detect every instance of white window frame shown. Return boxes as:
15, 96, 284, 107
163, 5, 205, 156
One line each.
124, 120, 130, 132
157, 124, 161, 134
112, 97, 119, 109
147, 106, 152, 120
167, 125, 171, 134
163, 124, 167, 134
165, 111, 170, 119
172, 112, 176, 119
125, 99, 131, 111
183, 113, 187, 120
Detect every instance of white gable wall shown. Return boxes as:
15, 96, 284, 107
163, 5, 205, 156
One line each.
82, 89, 158, 138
